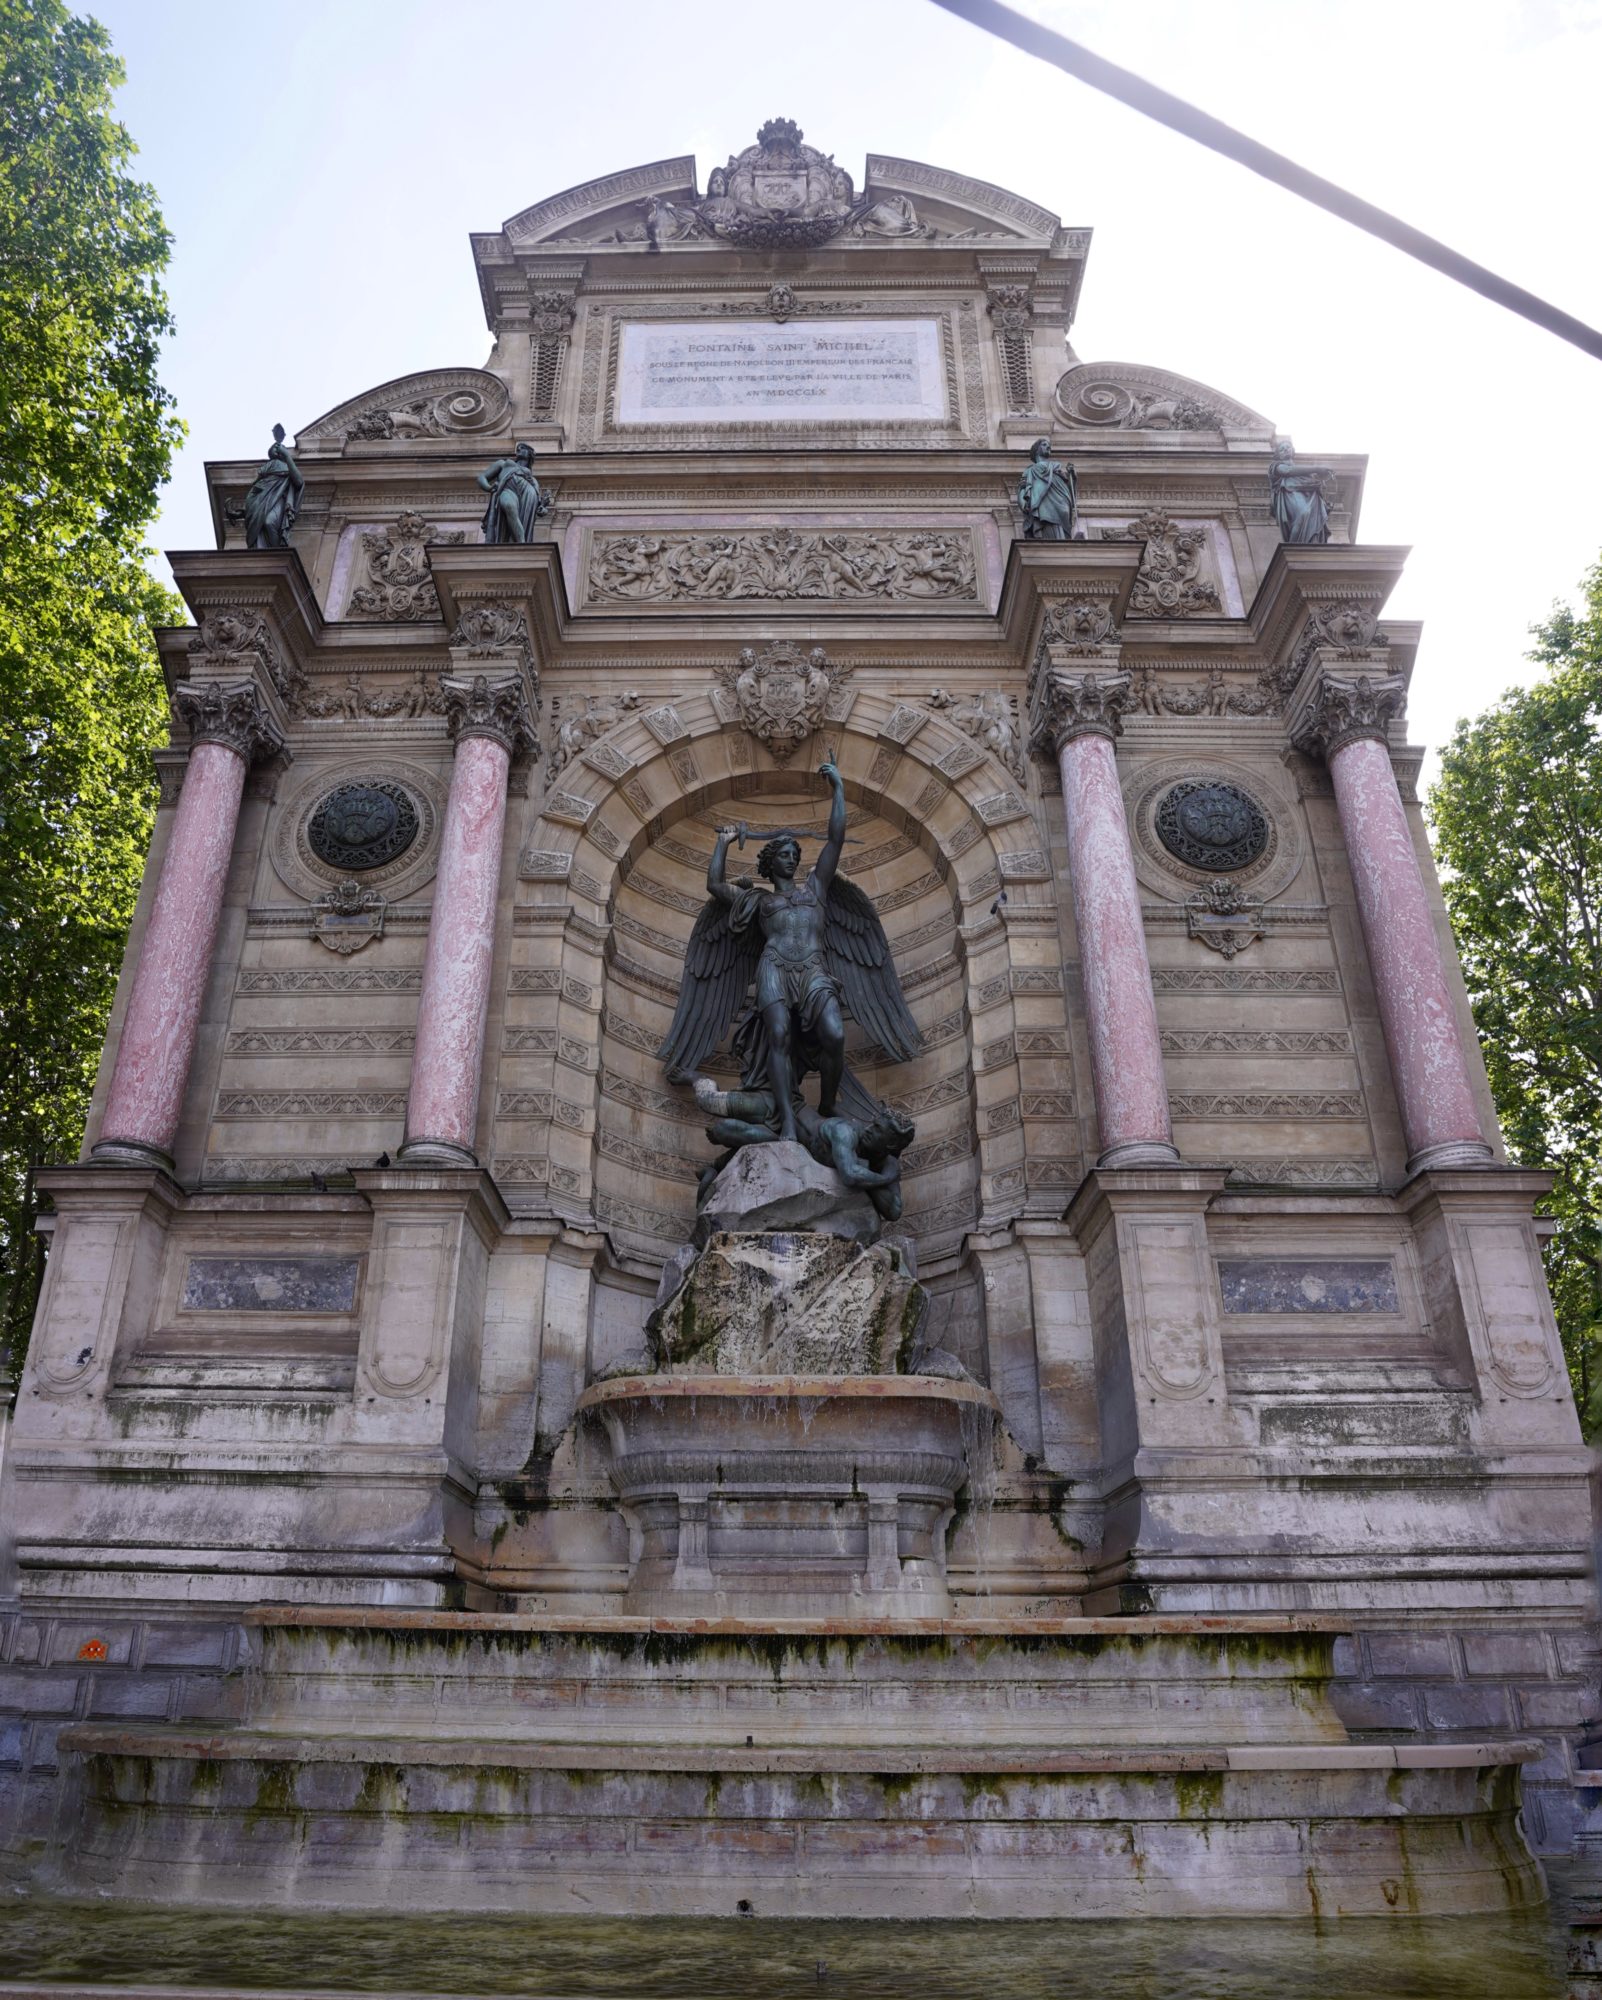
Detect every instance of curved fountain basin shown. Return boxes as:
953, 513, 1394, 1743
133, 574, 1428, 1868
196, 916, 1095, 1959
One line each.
576, 1373, 998, 1619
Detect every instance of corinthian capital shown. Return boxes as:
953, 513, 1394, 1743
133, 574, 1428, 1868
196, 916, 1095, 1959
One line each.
1288, 669, 1407, 763
1029, 668, 1135, 757
174, 679, 286, 764
441, 672, 538, 759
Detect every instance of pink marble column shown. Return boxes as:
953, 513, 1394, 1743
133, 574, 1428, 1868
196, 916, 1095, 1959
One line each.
95, 682, 284, 1166
1034, 666, 1179, 1168
1293, 669, 1492, 1174
400, 673, 534, 1164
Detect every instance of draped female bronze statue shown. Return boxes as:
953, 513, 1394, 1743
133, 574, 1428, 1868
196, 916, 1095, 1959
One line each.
242, 424, 304, 551
657, 759, 921, 1144
1268, 441, 1333, 545
478, 440, 551, 544
1017, 437, 1077, 541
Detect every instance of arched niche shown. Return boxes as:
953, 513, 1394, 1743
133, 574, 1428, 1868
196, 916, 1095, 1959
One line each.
492, 692, 1071, 1285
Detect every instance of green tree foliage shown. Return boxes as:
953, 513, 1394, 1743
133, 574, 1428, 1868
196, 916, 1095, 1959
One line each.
0, 0, 183, 1367
1430, 560, 1602, 1438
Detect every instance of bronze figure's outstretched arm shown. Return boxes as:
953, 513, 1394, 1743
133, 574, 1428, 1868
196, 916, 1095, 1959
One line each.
706, 825, 741, 906
813, 759, 845, 894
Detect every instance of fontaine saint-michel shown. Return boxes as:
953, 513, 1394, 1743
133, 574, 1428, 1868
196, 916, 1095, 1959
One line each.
0, 115, 1594, 1918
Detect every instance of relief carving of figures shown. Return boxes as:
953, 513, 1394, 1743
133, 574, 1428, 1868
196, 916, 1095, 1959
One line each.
587, 529, 976, 604
1099, 512, 1221, 619
926, 688, 1025, 781
242, 424, 303, 550
299, 669, 445, 721
547, 690, 642, 781
1132, 667, 1278, 717
714, 641, 850, 764
1269, 441, 1335, 545
347, 513, 466, 621
478, 441, 551, 544
297, 370, 513, 445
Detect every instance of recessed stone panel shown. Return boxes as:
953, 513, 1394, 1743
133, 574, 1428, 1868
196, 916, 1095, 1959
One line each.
180, 1257, 360, 1314
1217, 1258, 1400, 1315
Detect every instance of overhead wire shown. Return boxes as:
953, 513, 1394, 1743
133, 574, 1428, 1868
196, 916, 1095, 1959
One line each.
928, 0, 1602, 363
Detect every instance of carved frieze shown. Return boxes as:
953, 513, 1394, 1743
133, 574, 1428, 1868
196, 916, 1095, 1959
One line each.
1130, 668, 1278, 718
347, 513, 466, 622
586, 528, 978, 604
297, 670, 446, 721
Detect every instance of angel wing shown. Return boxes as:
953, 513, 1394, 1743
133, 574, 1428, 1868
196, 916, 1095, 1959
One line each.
656, 895, 762, 1081
824, 874, 922, 1065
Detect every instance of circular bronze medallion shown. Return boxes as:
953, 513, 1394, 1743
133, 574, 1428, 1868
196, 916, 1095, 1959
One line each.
1155, 780, 1268, 873
307, 782, 419, 872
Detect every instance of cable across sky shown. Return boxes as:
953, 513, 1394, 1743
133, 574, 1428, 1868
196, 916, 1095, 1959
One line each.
930, 0, 1602, 363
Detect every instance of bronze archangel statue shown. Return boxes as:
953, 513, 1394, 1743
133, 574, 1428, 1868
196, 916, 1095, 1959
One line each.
657, 759, 921, 1146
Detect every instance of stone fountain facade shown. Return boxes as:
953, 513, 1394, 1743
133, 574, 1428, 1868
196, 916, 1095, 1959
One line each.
0, 123, 1596, 1910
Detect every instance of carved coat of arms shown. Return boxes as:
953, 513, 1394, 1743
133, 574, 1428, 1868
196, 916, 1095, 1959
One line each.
312, 878, 387, 955
712, 641, 851, 764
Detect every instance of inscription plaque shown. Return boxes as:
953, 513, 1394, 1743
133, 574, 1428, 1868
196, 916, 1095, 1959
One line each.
616, 320, 947, 426
1217, 1258, 1400, 1315
182, 1256, 361, 1314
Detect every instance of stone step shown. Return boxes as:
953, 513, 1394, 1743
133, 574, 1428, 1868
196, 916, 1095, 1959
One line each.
50, 1725, 1545, 1920
233, 1611, 1357, 1746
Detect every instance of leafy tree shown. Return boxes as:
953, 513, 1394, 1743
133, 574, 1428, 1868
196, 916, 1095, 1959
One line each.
0, 0, 183, 1373
1429, 560, 1602, 1438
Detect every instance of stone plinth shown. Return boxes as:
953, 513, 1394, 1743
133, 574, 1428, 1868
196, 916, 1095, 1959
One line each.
693, 1140, 884, 1245
650, 1230, 924, 1374
577, 1374, 996, 1617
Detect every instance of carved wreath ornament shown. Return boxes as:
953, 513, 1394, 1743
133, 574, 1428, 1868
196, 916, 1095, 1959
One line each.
712, 641, 851, 764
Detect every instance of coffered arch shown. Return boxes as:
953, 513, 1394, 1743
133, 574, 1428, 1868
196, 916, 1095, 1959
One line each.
488, 690, 1073, 1271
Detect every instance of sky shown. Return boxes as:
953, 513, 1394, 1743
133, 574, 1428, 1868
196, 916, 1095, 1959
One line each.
92, 0, 1602, 773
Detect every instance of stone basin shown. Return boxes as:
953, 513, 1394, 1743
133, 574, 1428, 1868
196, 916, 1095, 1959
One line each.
576, 1373, 998, 1619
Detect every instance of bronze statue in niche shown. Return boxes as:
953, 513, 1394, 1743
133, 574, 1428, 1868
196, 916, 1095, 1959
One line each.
657, 758, 921, 1157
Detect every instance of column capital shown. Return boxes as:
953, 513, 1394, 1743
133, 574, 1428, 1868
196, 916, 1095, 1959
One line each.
441, 671, 538, 760
1287, 668, 1407, 763
1028, 665, 1135, 756
173, 678, 286, 764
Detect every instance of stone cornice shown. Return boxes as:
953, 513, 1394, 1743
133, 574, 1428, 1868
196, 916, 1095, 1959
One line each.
1247, 543, 1410, 683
